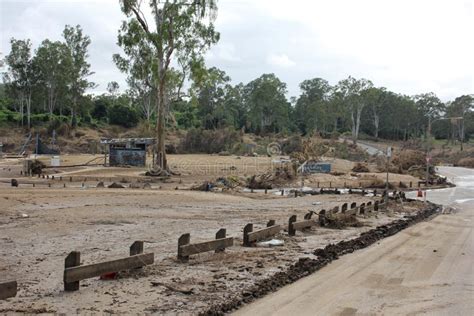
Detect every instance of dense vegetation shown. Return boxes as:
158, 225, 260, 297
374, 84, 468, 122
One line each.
1, 2, 473, 152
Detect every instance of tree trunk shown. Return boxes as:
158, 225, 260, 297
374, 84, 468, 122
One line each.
373, 112, 379, 138
26, 91, 32, 129
156, 62, 167, 170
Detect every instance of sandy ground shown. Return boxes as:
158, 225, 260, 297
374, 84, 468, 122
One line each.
0, 165, 427, 313
235, 167, 474, 316
1, 154, 421, 190
0, 154, 429, 314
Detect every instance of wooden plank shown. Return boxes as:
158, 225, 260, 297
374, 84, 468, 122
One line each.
0, 280, 17, 300
180, 237, 234, 256
292, 219, 317, 231
64, 253, 154, 283
247, 225, 281, 242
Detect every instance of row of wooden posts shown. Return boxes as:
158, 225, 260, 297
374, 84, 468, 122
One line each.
16, 169, 426, 189
1, 198, 389, 297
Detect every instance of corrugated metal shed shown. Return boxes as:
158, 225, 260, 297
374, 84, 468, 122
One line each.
101, 138, 155, 167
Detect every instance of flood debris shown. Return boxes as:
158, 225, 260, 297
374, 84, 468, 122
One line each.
201, 203, 440, 315
352, 162, 370, 173
108, 182, 125, 188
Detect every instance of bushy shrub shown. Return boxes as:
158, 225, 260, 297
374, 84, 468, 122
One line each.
0, 109, 21, 123
108, 104, 139, 128
179, 127, 241, 154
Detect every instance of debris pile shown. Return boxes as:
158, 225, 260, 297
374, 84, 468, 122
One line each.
392, 149, 426, 172
192, 176, 245, 191
457, 157, 474, 168
351, 162, 370, 173
30, 160, 46, 175
247, 166, 296, 190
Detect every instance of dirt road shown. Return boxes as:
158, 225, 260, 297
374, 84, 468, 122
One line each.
235, 167, 474, 315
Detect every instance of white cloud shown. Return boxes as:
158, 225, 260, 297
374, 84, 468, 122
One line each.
267, 53, 296, 68
1, 0, 473, 100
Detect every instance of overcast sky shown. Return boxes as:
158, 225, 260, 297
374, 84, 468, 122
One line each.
1, 0, 473, 101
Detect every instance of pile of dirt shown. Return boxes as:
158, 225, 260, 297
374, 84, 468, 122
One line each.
352, 162, 370, 173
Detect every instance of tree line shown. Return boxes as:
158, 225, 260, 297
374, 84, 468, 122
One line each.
1, 1, 473, 157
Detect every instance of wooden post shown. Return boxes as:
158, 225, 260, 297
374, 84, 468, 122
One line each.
267, 220, 276, 227
130, 241, 144, 256
317, 182, 320, 188
342, 203, 348, 213
215, 228, 226, 253
329, 181, 332, 188
70, 176, 72, 182
409, 181, 412, 188
64, 251, 81, 291
318, 209, 326, 226
0, 280, 17, 300
374, 200, 379, 211
281, 189, 284, 196
243, 223, 253, 246
177, 234, 191, 262
288, 215, 297, 236
264, 188, 267, 194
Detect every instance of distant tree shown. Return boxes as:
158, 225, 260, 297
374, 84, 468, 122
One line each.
33, 39, 71, 119
361, 87, 387, 138
107, 81, 120, 105
4, 38, 36, 128
335, 76, 373, 144
244, 74, 291, 134
446, 94, 473, 149
294, 78, 331, 134
413, 92, 445, 138
114, 23, 156, 123
118, 0, 220, 170
108, 103, 139, 128
63, 25, 95, 127
191, 67, 230, 129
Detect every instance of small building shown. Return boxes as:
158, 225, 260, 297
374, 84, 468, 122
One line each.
100, 138, 155, 167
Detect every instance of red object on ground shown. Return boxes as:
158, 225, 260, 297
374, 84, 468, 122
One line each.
99, 272, 118, 280
417, 189, 423, 198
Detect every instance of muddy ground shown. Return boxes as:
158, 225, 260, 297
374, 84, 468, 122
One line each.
0, 155, 427, 314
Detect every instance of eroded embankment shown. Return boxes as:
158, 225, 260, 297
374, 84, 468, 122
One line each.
201, 201, 440, 315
